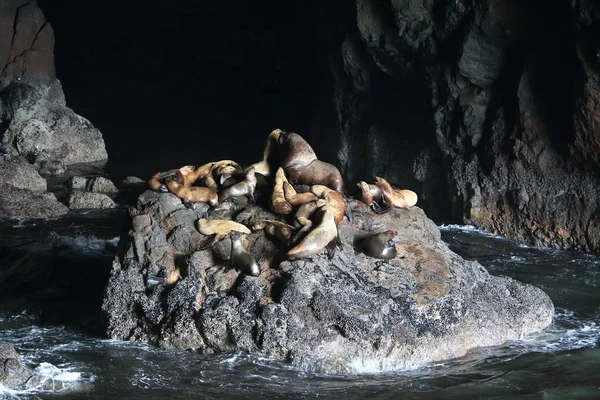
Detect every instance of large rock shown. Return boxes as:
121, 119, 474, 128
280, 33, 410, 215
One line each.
68, 192, 116, 209
0, 154, 47, 191
312, 0, 600, 253
0, 183, 69, 217
0, 81, 108, 167
0, 342, 64, 391
0, 154, 68, 218
101, 190, 554, 373
0, 1, 107, 169
0, 342, 39, 389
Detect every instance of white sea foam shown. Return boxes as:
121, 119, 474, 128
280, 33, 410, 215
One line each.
59, 234, 119, 252
438, 224, 503, 237
0, 362, 89, 398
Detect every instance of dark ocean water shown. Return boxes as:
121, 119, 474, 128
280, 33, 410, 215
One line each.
1, 167, 599, 399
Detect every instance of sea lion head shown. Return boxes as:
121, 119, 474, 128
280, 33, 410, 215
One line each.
357, 181, 369, 193
275, 129, 289, 145
217, 165, 238, 176
179, 165, 196, 176
245, 166, 257, 184
172, 170, 185, 185
270, 128, 284, 143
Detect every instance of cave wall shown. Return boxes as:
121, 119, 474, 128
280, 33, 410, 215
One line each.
313, 0, 600, 253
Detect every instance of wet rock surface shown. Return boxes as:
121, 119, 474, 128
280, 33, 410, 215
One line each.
102, 190, 554, 373
68, 192, 117, 209
0, 154, 69, 217
0, 342, 40, 389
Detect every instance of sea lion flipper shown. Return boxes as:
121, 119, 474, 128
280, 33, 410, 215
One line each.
372, 201, 391, 214
198, 234, 219, 250
326, 239, 337, 260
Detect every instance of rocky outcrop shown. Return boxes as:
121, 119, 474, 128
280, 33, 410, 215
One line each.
0, 0, 107, 174
0, 342, 39, 389
68, 176, 118, 194
68, 192, 116, 209
0, 0, 108, 218
101, 189, 553, 373
0, 154, 68, 217
313, 0, 600, 253
0, 342, 65, 390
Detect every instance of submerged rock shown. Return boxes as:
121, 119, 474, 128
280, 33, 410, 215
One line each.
68, 176, 118, 193
101, 190, 554, 373
68, 192, 116, 209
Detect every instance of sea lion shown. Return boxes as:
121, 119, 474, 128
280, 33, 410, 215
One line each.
283, 181, 318, 207
374, 177, 418, 209
356, 230, 398, 259
148, 170, 178, 192
286, 200, 339, 260
310, 184, 346, 225
356, 181, 391, 214
244, 128, 282, 177
165, 173, 219, 208
290, 201, 320, 244
215, 165, 241, 187
270, 167, 293, 215
293, 201, 320, 228
173, 165, 199, 186
179, 160, 242, 188
196, 218, 251, 249
286, 185, 345, 259
230, 232, 260, 276
277, 130, 345, 193
219, 166, 257, 203
252, 219, 295, 244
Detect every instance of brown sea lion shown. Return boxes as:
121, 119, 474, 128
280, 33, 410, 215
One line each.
286, 201, 338, 260
310, 184, 346, 225
231, 233, 260, 276
164, 174, 218, 209
196, 218, 251, 249
218, 166, 258, 203
180, 160, 242, 188
356, 181, 391, 214
287, 185, 345, 259
277, 130, 345, 193
290, 201, 320, 244
356, 230, 398, 259
148, 170, 177, 192
270, 167, 293, 215
252, 219, 295, 244
283, 181, 318, 207
244, 128, 282, 177
173, 165, 199, 186
293, 201, 320, 228
374, 177, 418, 209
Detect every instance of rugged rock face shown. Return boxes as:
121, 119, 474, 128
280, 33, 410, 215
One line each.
313, 0, 600, 253
0, 0, 109, 218
0, 0, 107, 171
0, 342, 41, 389
102, 190, 553, 373
0, 154, 68, 217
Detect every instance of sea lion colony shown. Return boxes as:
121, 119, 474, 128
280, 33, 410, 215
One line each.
147, 128, 418, 275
